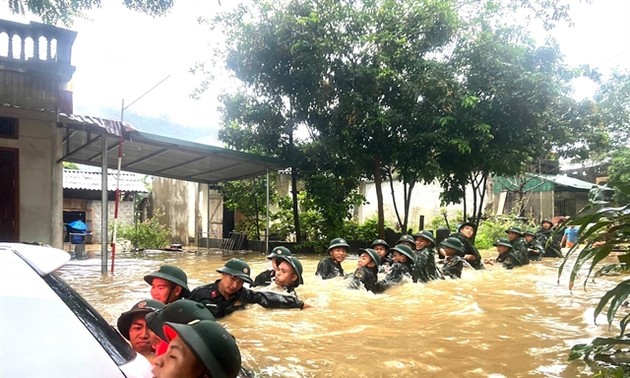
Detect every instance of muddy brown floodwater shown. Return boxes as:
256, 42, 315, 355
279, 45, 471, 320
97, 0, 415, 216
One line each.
58, 249, 623, 377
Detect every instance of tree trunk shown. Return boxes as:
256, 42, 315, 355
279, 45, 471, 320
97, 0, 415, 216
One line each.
402, 179, 415, 233
374, 158, 385, 238
289, 129, 301, 243
253, 179, 261, 240
291, 167, 301, 242
387, 167, 403, 231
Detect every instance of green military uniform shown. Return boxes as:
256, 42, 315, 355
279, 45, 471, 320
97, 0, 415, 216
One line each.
535, 220, 563, 258
189, 259, 305, 318
439, 237, 466, 279
348, 248, 380, 293
506, 226, 529, 265
494, 238, 523, 269
449, 222, 484, 270
376, 244, 417, 292
412, 230, 442, 282
252, 246, 292, 287
524, 230, 544, 261
316, 238, 349, 279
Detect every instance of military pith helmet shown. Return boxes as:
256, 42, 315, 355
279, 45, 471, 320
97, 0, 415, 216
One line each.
370, 239, 389, 249
327, 238, 350, 253
457, 222, 476, 233
397, 234, 415, 245
505, 226, 524, 236
413, 230, 435, 245
523, 230, 537, 237
390, 244, 415, 263
275, 255, 304, 287
266, 246, 292, 260
146, 299, 215, 341
216, 258, 253, 284
493, 238, 513, 249
144, 265, 190, 297
359, 248, 381, 266
439, 237, 465, 253
541, 219, 553, 227
163, 320, 241, 378
117, 299, 165, 340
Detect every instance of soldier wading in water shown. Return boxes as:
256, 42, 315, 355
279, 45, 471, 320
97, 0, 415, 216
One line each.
188, 258, 309, 319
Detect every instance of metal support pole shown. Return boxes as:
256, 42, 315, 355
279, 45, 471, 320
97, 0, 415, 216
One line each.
266, 170, 270, 254
101, 136, 108, 274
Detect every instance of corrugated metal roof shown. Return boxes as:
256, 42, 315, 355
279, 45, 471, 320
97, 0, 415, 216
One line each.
63, 168, 149, 192
57, 113, 287, 184
530, 173, 595, 190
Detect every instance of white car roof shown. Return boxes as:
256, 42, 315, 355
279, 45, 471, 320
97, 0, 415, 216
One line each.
0, 243, 133, 377
0, 242, 70, 275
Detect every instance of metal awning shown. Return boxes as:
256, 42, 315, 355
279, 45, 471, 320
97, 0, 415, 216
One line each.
530, 173, 595, 190
57, 114, 286, 183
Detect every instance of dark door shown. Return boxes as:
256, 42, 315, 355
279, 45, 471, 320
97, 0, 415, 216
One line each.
222, 205, 235, 239
0, 148, 19, 241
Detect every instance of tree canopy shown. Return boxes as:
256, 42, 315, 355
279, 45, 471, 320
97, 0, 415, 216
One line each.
6, 0, 175, 25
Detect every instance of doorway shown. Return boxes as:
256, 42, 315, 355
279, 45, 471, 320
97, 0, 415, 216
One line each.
0, 148, 19, 241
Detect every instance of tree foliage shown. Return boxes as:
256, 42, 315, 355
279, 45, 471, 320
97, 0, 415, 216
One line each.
209, 0, 614, 240
558, 185, 630, 369
608, 148, 630, 205
7, 0, 175, 25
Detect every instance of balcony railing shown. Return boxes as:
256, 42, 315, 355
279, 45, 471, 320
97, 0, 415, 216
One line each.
0, 18, 77, 81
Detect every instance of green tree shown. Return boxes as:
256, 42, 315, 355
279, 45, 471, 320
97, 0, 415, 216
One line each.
608, 148, 630, 205
219, 176, 276, 240
593, 71, 630, 149
435, 22, 585, 226
213, 0, 460, 236
7, 0, 175, 25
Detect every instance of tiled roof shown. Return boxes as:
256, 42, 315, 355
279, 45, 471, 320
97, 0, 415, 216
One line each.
63, 169, 149, 192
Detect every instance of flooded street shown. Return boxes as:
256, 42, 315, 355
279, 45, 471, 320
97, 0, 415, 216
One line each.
58, 249, 623, 377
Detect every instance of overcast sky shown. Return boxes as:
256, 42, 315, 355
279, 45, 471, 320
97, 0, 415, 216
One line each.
3, 0, 630, 146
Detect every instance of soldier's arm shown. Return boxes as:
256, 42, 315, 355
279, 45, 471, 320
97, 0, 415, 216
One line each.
240, 287, 305, 310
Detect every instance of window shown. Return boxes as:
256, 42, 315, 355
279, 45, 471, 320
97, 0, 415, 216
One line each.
0, 117, 18, 139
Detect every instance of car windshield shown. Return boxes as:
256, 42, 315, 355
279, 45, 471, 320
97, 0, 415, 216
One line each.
44, 273, 136, 365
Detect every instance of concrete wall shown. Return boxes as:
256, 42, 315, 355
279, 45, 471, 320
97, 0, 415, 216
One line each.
356, 179, 481, 230
89, 200, 135, 243
0, 117, 63, 247
151, 178, 209, 245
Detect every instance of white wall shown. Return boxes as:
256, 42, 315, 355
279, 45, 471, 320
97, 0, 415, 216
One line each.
0, 118, 63, 246
357, 179, 482, 231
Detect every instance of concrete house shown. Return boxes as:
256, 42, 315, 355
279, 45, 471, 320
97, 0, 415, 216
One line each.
1, 19, 284, 252
0, 20, 76, 246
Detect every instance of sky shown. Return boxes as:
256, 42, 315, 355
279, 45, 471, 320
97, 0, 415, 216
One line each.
3, 0, 630, 147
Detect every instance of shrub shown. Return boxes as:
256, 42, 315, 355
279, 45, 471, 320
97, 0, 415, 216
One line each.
116, 214, 170, 250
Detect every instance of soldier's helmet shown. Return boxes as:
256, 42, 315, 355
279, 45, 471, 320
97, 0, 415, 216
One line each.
390, 244, 415, 264
412, 230, 435, 245
267, 246, 292, 260
439, 237, 465, 254
162, 320, 242, 378
216, 259, 253, 284
116, 299, 165, 340
358, 248, 381, 266
327, 238, 350, 253
493, 238, 513, 249
143, 265, 190, 297
523, 230, 537, 237
505, 226, 524, 236
370, 239, 389, 249
276, 255, 304, 287
146, 299, 215, 341
457, 222, 476, 233
397, 234, 415, 245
